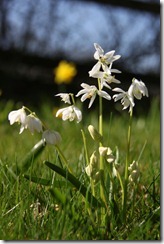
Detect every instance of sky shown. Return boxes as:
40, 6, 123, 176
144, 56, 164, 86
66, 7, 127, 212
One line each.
2, 0, 160, 75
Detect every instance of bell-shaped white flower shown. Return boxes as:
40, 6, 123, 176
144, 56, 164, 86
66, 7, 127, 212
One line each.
8, 107, 27, 134
8, 107, 43, 134
55, 93, 71, 104
56, 105, 82, 123
42, 130, 61, 145
76, 83, 111, 108
8, 107, 27, 126
128, 78, 149, 100
25, 113, 43, 134
113, 88, 135, 113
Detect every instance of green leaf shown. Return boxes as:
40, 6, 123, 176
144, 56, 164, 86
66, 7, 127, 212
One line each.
18, 139, 46, 174
48, 188, 67, 205
23, 174, 71, 188
23, 174, 51, 186
44, 160, 103, 208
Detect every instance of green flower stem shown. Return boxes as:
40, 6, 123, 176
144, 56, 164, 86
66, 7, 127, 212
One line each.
98, 79, 106, 204
55, 145, 73, 174
81, 129, 90, 166
122, 109, 133, 222
81, 129, 95, 196
70, 93, 75, 105
81, 129, 94, 195
131, 184, 137, 218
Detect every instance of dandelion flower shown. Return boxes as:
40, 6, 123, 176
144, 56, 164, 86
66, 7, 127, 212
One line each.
54, 60, 77, 84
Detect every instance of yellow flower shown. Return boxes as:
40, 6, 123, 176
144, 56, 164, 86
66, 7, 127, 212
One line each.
54, 60, 77, 84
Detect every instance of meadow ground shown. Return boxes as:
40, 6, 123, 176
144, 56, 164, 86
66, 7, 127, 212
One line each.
0, 98, 160, 240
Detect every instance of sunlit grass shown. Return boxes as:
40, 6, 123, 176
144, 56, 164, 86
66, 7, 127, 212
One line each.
0, 98, 160, 240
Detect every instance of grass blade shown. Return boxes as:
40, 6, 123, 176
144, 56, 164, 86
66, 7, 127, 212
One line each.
44, 160, 103, 208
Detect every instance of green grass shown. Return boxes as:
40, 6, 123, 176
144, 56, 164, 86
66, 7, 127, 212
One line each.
0, 98, 160, 240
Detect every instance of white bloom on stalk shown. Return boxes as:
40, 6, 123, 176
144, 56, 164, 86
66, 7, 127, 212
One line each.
128, 78, 149, 100
94, 43, 121, 66
89, 43, 121, 76
42, 130, 61, 145
8, 108, 43, 134
76, 83, 111, 108
25, 114, 43, 134
8, 107, 26, 125
55, 93, 71, 104
90, 70, 121, 89
113, 88, 135, 113
56, 105, 82, 123
8, 107, 27, 134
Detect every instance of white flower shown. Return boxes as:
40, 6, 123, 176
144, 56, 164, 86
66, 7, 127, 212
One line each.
8, 107, 27, 134
113, 88, 135, 113
42, 130, 61, 145
25, 114, 43, 134
128, 78, 149, 100
93, 43, 121, 65
89, 43, 121, 75
76, 83, 111, 108
89, 70, 121, 89
56, 105, 82, 123
8, 108, 43, 134
8, 107, 26, 125
55, 93, 71, 104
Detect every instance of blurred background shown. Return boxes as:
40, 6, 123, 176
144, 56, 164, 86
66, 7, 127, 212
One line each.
0, 0, 160, 112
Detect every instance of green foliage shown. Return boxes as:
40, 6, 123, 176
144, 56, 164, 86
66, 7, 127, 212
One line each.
0, 98, 160, 240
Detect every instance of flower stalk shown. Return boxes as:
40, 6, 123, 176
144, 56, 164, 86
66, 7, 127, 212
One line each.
98, 78, 106, 205
122, 108, 133, 221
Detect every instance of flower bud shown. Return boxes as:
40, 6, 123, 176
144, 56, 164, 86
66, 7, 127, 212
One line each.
128, 161, 140, 183
129, 170, 140, 183
88, 125, 103, 143
99, 146, 115, 164
128, 161, 138, 171
89, 151, 97, 169
99, 146, 108, 156
42, 130, 61, 145
85, 151, 100, 184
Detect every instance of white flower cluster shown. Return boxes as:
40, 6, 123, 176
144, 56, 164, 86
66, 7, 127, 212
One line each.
55, 43, 149, 122
76, 43, 121, 108
113, 78, 149, 113
8, 107, 61, 145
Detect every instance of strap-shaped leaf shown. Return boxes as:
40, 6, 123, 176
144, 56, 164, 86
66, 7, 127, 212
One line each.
44, 160, 104, 208
23, 174, 52, 186
19, 139, 46, 174
23, 174, 71, 188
